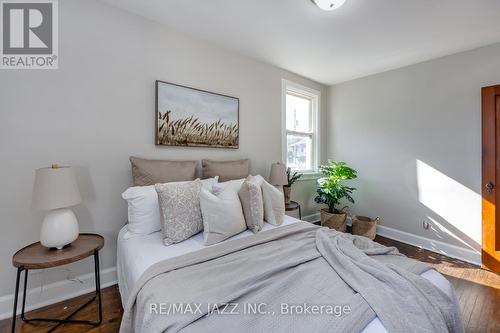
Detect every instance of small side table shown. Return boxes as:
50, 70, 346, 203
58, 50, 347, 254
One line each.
285, 200, 302, 220
11, 233, 104, 333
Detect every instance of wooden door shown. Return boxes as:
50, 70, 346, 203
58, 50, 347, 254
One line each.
482, 85, 500, 272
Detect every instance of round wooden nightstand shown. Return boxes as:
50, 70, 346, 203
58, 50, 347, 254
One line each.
285, 200, 302, 220
11, 233, 104, 333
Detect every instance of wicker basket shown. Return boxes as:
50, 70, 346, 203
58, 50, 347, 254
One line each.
320, 208, 347, 232
352, 216, 379, 240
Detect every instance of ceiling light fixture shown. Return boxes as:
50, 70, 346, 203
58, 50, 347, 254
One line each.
311, 0, 346, 11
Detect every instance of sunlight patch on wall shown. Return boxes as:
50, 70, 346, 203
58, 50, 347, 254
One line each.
416, 160, 481, 246
426, 216, 480, 251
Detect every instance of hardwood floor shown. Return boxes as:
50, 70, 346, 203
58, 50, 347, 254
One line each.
1, 235, 498, 333
0, 286, 122, 333
375, 236, 500, 333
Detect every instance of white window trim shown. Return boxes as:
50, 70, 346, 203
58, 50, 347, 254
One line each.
281, 79, 321, 174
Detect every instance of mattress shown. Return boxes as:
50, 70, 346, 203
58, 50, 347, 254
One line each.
117, 216, 454, 333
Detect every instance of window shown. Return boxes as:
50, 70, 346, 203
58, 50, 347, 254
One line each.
282, 80, 320, 172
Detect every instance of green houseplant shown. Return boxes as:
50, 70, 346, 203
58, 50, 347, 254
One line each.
314, 161, 357, 231
283, 167, 302, 204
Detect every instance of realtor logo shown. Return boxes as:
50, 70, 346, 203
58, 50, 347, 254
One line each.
1, 0, 58, 69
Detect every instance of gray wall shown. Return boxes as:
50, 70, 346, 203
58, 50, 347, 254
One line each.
328, 42, 500, 253
0, 0, 326, 303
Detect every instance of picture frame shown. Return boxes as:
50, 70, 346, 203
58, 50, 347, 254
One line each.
155, 80, 239, 149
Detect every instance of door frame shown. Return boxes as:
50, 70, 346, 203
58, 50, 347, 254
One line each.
481, 85, 500, 272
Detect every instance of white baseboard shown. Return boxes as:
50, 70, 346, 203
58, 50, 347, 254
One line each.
0, 267, 117, 320
339, 217, 480, 266
375, 225, 481, 266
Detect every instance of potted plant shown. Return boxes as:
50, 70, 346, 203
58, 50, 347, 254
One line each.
283, 167, 302, 204
314, 161, 357, 232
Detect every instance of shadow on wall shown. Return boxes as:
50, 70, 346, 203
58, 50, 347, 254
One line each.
415, 159, 481, 253
73, 165, 96, 231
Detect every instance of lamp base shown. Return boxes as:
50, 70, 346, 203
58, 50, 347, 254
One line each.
40, 208, 79, 249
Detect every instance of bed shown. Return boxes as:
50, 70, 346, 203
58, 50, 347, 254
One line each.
117, 215, 459, 333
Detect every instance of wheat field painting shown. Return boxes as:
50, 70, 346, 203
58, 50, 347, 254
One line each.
156, 81, 239, 148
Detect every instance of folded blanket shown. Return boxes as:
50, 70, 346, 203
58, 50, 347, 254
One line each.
120, 222, 463, 333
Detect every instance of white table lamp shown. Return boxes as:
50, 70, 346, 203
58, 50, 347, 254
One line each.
269, 162, 288, 187
32, 165, 82, 249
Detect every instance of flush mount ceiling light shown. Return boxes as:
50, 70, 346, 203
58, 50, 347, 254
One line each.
311, 0, 347, 11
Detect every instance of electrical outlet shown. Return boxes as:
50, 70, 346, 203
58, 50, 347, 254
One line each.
422, 220, 430, 230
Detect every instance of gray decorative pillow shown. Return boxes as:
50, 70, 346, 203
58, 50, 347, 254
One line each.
238, 177, 264, 233
155, 179, 203, 245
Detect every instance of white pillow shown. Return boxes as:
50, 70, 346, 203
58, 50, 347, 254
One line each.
251, 175, 285, 226
121, 177, 218, 239
122, 185, 160, 238
200, 187, 247, 245
211, 178, 245, 195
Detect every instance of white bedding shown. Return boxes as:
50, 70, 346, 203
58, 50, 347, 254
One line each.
117, 216, 454, 333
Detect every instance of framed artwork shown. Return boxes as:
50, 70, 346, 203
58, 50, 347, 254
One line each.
155, 80, 239, 148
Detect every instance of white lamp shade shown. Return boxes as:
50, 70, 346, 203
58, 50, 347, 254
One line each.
32, 166, 82, 210
269, 163, 288, 186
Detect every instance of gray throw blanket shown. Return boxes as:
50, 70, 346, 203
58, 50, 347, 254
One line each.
120, 223, 463, 333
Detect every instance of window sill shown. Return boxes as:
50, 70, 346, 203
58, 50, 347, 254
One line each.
295, 171, 321, 182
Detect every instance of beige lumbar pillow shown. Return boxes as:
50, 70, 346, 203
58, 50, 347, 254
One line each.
155, 179, 203, 246
252, 175, 285, 226
202, 159, 250, 182
130, 156, 197, 186
238, 176, 264, 233
200, 187, 247, 245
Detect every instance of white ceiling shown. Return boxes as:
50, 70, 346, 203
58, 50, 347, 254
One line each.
101, 0, 500, 85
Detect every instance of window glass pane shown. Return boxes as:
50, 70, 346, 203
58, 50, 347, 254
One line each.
287, 134, 312, 171
286, 93, 311, 133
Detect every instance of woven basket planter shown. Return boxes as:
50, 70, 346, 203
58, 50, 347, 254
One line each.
352, 216, 379, 240
320, 209, 347, 232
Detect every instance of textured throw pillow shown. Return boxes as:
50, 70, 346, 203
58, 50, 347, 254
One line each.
130, 156, 197, 186
238, 176, 265, 233
200, 187, 247, 245
252, 175, 285, 226
202, 159, 250, 182
155, 180, 203, 245
121, 177, 218, 239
